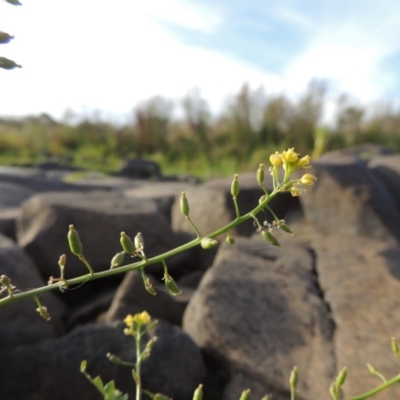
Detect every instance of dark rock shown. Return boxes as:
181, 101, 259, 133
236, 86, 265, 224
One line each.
0, 320, 205, 400
299, 153, 400, 245
16, 191, 189, 279
118, 158, 162, 180
0, 181, 36, 208
183, 236, 335, 400
0, 207, 18, 239
0, 234, 66, 348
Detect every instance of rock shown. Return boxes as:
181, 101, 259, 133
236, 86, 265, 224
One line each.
0, 234, 66, 348
0, 181, 36, 209
0, 320, 205, 400
299, 152, 400, 245
183, 236, 335, 400
102, 271, 184, 326
368, 154, 400, 211
16, 191, 189, 279
311, 234, 400, 399
0, 208, 18, 239
118, 158, 162, 180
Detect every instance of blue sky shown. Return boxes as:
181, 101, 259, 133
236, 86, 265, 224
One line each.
1, 0, 400, 123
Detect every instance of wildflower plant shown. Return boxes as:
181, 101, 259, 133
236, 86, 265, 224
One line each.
1, 148, 400, 399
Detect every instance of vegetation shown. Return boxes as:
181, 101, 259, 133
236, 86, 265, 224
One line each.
1, 83, 400, 178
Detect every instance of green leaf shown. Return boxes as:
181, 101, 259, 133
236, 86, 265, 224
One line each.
92, 376, 105, 393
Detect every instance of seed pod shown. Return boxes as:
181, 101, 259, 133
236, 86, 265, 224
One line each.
392, 337, 399, 356
279, 221, 294, 236
120, 232, 135, 253
260, 396, 272, 400
144, 277, 157, 296
226, 234, 235, 245
0, 57, 21, 70
0, 31, 14, 44
68, 225, 83, 256
106, 353, 123, 365
163, 273, 181, 296
261, 230, 281, 247
201, 237, 218, 249
58, 254, 66, 268
289, 366, 298, 389
192, 384, 203, 400
110, 251, 125, 269
257, 164, 264, 185
80, 360, 88, 373
134, 232, 144, 251
180, 192, 190, 217
239, 389, 251, 400
336, 367, 347, 387
231, 174, 239, 197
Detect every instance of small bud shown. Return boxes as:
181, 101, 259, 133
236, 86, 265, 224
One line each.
298, 155, 312, 168
329, 382, 338, 398
0, 31, 15, 44
0, 57, 22, 70
163, 273, 182, 296
300, 173, 317, 186
269, 151, 282, 167
80, 360, 87, 373
106, 353, 123, 365
261, 230, 281, 247
257, 164, 265, 185
231, 174, 239, 197
120, 232, 136, 253
391, 337, 399, 356
226, 233, 235, 245
142, 337, 158, 360
239, 389, 251, 400
282, 148, 299, 163
153, 394, 171, 400
180, 192, 190, 217
289, 366, 298, 389
36, 306, 51, 321
110, 251, 125, 269
58, 254, 66, 268
192, 384, 203, 400
260, 396, 272, 400
336, 367, 347, 387
259, 195, 267, 204
134, 232, 144, 251
68, 225, 83, 256
0, 274, 12, 287
367, 363, 377, 375
201, 237, 218, 249
290, 187, 303, 197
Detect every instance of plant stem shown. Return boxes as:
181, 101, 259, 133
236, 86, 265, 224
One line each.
0, 188, 280, 308
346, 373, 400, 400
135, 331, 142, 400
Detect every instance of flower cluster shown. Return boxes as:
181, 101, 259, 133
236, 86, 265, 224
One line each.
123, 311, 152, 335
268, 148, 317, 196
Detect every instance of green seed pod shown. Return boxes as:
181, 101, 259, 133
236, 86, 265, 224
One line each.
144, 277, 157, 296
180, 192, 190, 217
0, 31, 14, 44
120, 232, 136, 253
192, 384, 203, 400
201, 237, 218, 249
68, 225, 83, 256
110, 251, 125, 269
153, 394, 171, 400
0, 57, 22, 70
336, 367, 347, 387
261, 230, 281, 247
257, 164, 265, 185
226, 234, 235, 245
279, 221, 294, 236
163, 273, 182, 296
239, 389, 251, 400
135, 232, 144, 250
289, 366, 298, 389
231, 174, 239, 197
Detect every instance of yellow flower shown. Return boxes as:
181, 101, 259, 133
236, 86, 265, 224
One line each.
300, 174, 317, 186
124, 311, 151, 327
269, 152, 282, 167
290, 187, 303, 197
124, 314, 135, 327
297, 155, 311, 168
281, 148, 298, 163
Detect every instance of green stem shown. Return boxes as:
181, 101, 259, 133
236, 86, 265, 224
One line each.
233, 197, 240, 218
80, 256, 94, 276
186, 216, 201, 238
0, 188, 280, 308
345, 373, 400, 400
135, 330, 142, 400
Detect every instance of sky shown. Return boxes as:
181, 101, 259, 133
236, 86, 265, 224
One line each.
1, 0, 400, 123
